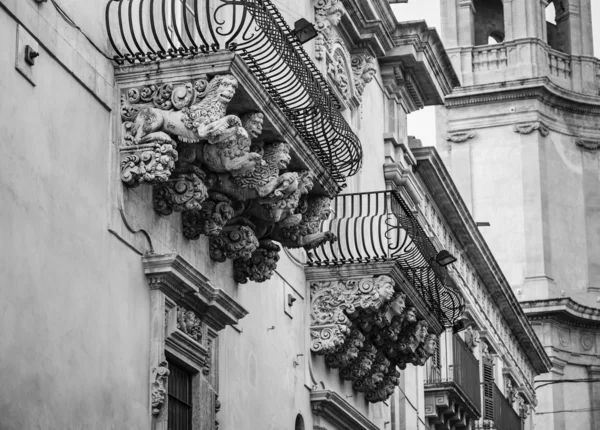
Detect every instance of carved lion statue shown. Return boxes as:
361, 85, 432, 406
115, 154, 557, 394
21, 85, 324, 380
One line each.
131, 74, 241, 145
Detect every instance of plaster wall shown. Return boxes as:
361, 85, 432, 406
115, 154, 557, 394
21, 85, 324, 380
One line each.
0, 6, 151, 430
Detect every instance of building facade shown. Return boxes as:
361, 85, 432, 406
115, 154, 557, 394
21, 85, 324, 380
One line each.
1, 0, 548, 429
436, 0, 600, 429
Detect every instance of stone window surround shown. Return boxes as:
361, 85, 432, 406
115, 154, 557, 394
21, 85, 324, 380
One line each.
143, 253, 247, 430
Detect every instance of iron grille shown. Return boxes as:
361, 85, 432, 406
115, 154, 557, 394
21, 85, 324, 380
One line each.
307, 191, 465, 327
105, 0, 363, 187
168, 362, 193, 430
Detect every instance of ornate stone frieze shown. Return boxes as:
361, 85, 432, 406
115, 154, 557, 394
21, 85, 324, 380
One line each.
314, 0, 346, 60
151, 360, 169, 415
513, 121, 549, 137
576, 138, 600, 150
351, 55, 377, 100
120, 74, 337, 283
446, 130, 475, 143
310, 276, 437, 403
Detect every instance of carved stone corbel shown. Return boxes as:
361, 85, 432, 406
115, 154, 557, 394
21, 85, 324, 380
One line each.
513, 121, 549, 136
351, 54, 377, 100
120, 140, 178, 187
233, 239, 281, 284
209, 223, 259, 263
153, 168, 209, 215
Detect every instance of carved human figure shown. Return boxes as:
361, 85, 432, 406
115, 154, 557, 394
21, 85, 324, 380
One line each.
241, 112, 264, 139
464, 325, 481, 352
314, 0, 346, 60
383, 292, 407, 324
177, 308, 202, 342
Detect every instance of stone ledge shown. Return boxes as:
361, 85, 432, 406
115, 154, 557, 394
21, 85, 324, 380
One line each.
311, 390, 379, 430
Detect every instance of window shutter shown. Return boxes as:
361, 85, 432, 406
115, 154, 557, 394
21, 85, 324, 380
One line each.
482, 357, 495, 421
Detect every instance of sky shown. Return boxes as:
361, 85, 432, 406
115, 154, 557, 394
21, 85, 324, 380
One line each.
390, 0, 600, 147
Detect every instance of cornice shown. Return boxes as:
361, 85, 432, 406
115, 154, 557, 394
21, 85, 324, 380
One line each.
311, 390, 379, 430
411, 147, 551, 375
143, 253, 248, 330
521, 298, 600, 328
341, 0, 395, 56
445, 77, 600, 117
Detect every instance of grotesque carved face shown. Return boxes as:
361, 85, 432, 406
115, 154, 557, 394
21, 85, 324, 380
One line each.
376, 276, 395, 302
266, 141, 291, 169
242, 112, 264, 139
215, 76, 238, 103
361, 67, 376, 83
403, 306, 417, 323
298, 171, 315, 195
423, 335, 437, 355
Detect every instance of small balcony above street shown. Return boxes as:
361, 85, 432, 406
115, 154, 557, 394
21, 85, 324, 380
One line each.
424, 334, 481, 430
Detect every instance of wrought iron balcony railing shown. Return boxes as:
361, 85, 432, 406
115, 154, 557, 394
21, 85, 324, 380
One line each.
105, 0, 363, 187
307, 191, 465, 327
425, 334, 481, 415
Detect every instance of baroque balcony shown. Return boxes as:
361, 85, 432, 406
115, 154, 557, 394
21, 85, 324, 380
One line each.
475, 384, 522, 430
305, 191, 465, 404
106, 0, 366, 283
424, 335, 481, 430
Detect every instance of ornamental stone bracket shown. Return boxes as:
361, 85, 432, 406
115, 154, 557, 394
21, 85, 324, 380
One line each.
446, 130, 475, 143
116, 53, 338, 284
424, 392, 472, 430
308, 267, 443, 403
380, 63, 425, 112
144, 253, 246, 429
314, 0, 346, 61
513, 121, 550, 137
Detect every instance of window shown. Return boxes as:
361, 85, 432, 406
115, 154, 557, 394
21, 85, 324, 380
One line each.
168, 362, 193, 430
473, 0, 505, 46
545, 1, 567, 52
295, 414, 305, 430
482, 355, 495, 420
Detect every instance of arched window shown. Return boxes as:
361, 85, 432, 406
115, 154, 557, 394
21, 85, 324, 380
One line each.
545, 1, 567, 52
474, 0, 505, 46
295, 414, 305, 430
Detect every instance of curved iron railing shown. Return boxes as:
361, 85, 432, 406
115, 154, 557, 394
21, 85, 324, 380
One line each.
105, 0, 363, 186
307, 191, 465, 327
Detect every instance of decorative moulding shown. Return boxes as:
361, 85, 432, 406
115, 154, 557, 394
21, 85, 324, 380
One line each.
150, 361, 169, 415
576, 139, 600, 150
445, 130, 475, 143
311, 390, 380, 430
512, 121, 549, 136
143, 253, 248, 330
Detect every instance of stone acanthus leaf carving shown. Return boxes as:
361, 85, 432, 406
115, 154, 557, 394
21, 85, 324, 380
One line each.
327, 52, 351, 101
314, 0, 346, 60
182, 192, 235, 240
177, 307, 202, 342
513, 121, 549, 137
351, 55, 377, 99
153, 167, 209, 215
310, 276, 437, 403
233, 239, 281, 284
151, 360, 170, 415
576, 139, 600, 150
120, 140, 178, 187
446, 130, 475, 143
209, 223, 259, 263
464, 325, 481, 352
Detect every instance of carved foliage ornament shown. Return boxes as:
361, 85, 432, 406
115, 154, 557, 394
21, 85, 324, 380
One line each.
310, 276, 437, 403
314, 0, 346, 60
446, 130, 475, 143
576, 139, 600, 150
513, 121, 549, 137
120, 75, 337, 283
151, 360, 170, 415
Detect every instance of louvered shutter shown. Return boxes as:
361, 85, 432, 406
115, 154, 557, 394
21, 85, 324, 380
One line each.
482, 357, 495, 421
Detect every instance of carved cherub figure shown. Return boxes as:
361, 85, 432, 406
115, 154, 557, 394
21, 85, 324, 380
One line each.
131, 74, 241, 145
314, 0, 346, 60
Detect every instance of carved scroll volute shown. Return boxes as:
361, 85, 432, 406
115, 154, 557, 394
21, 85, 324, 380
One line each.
351, 55, 377, 100
151, 360, 170, 415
